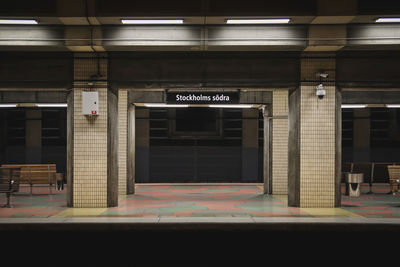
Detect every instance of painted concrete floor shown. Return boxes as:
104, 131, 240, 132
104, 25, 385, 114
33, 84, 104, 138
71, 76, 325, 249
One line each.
1, 183, 400, 219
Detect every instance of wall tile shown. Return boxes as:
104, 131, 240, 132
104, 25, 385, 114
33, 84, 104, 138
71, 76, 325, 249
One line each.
272, 90, 289, 195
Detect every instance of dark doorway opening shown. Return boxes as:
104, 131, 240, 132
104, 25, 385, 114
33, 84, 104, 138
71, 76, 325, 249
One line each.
135, 107, 264, 183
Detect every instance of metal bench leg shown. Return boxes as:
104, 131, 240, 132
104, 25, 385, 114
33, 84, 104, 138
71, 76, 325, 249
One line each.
2, 193, 12, 208
367, 163, 374, 194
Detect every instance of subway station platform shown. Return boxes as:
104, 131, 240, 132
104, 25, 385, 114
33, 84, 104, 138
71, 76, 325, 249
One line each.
1, 184, 399, 265
1, 184, 400, 231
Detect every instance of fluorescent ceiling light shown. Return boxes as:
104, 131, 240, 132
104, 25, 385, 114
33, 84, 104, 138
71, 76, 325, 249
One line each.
226, 18, 290, 24
36, 103, 68, 107
386, 104, 400, 108
375, 18, 400, 23
0, 19, 38, 25
209, 104, 253, 108
0, 104, 17, 108
341, 104, 367, 109
143, 104, 189, 108
121, 19, 184, 24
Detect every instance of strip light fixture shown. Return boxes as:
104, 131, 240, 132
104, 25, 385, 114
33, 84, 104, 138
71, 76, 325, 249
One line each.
341, 104, 367, 109
143, 104, 189, 108
36, 103, 68, 107
209, 104, 253, 108
375, 18, 400, 23
0, 19, 38, 24
0, 104, 17, 108
386, 104, 400, 108
226, 18, 290, 24
121, 19, 184, 24
141, 104, 255, 108
0, 103, 67, 108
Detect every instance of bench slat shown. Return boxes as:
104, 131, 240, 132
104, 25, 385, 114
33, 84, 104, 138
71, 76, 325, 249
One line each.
0, 164, 57, 186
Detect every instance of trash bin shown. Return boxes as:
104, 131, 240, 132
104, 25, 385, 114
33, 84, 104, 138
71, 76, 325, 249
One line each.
55, 173, 64, 191
344, 173, 364, 197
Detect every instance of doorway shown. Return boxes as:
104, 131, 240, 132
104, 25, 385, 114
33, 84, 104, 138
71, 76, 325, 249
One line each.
135, 105, 265, 183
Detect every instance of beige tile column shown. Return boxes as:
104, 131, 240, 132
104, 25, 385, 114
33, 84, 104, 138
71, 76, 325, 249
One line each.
118, 90, 128, 195
288, 53, 341, 208
272, 90, 289, 195
71, 53, 118, 208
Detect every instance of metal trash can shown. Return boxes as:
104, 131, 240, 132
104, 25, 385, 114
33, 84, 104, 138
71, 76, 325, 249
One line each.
55, 173, 64, 191
344, 173, 364, 197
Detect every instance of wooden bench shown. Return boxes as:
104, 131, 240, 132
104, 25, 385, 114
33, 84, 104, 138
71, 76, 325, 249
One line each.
1, 164, 56, 195
0, 167, 21, 208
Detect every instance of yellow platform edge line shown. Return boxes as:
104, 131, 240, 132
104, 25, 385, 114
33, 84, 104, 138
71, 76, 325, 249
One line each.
51, 208, 108, 218
300, 208, 364, 218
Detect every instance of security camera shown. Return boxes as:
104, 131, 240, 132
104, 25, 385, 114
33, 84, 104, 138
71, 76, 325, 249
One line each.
316, 83, 326, 99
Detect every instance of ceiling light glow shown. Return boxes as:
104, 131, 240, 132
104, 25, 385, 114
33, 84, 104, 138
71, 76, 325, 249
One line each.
341, 104, 367, 109
121, 19, 184, 24
226, 18, 290, 24
375, 18, 400, 23
209, 104, 253, 108
36, 103, 68, 107
0, 104, 17, 108
0, 19, 38, 25
386, 104, 400, 108
143, 104, 189, 108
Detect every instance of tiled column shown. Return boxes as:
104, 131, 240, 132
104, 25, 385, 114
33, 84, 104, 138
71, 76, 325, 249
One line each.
127, 104, 135, 194
118, 90, 128, 195
288, 53, 341, 208
272, 90, 289, 195
71, 53, 118, 208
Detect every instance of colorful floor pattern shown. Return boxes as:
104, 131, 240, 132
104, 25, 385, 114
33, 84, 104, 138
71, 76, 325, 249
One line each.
1, 184, 400, 218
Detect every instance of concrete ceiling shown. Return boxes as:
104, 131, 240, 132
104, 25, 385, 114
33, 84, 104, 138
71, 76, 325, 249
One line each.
1, 0, 400, 52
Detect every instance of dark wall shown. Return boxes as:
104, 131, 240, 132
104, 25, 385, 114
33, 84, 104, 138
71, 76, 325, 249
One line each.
1, 51, 400, 90
109, 51, 300, 88
337, 51, 400, 88
342, 91, 400, 104
0, 52, 73, 88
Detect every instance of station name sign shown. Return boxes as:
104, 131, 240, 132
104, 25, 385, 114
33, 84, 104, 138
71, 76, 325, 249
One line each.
167, 92, 239, 104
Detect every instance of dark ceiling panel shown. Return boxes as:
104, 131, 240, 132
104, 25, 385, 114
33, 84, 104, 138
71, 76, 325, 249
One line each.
207, 0, 316, 16
0, 0, 57, 16
96, 0, 204, 16
358, 0, 400, 15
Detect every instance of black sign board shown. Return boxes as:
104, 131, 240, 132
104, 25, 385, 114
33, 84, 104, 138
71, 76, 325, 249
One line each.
167, 92, 239, 105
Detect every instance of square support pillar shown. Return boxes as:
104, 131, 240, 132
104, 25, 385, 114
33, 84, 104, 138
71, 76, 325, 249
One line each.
271, 90, 289, 195
288, 54, 341, 208
70, 53, 118, 208
127, 104, 136, 194
118, 90, 128, 195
